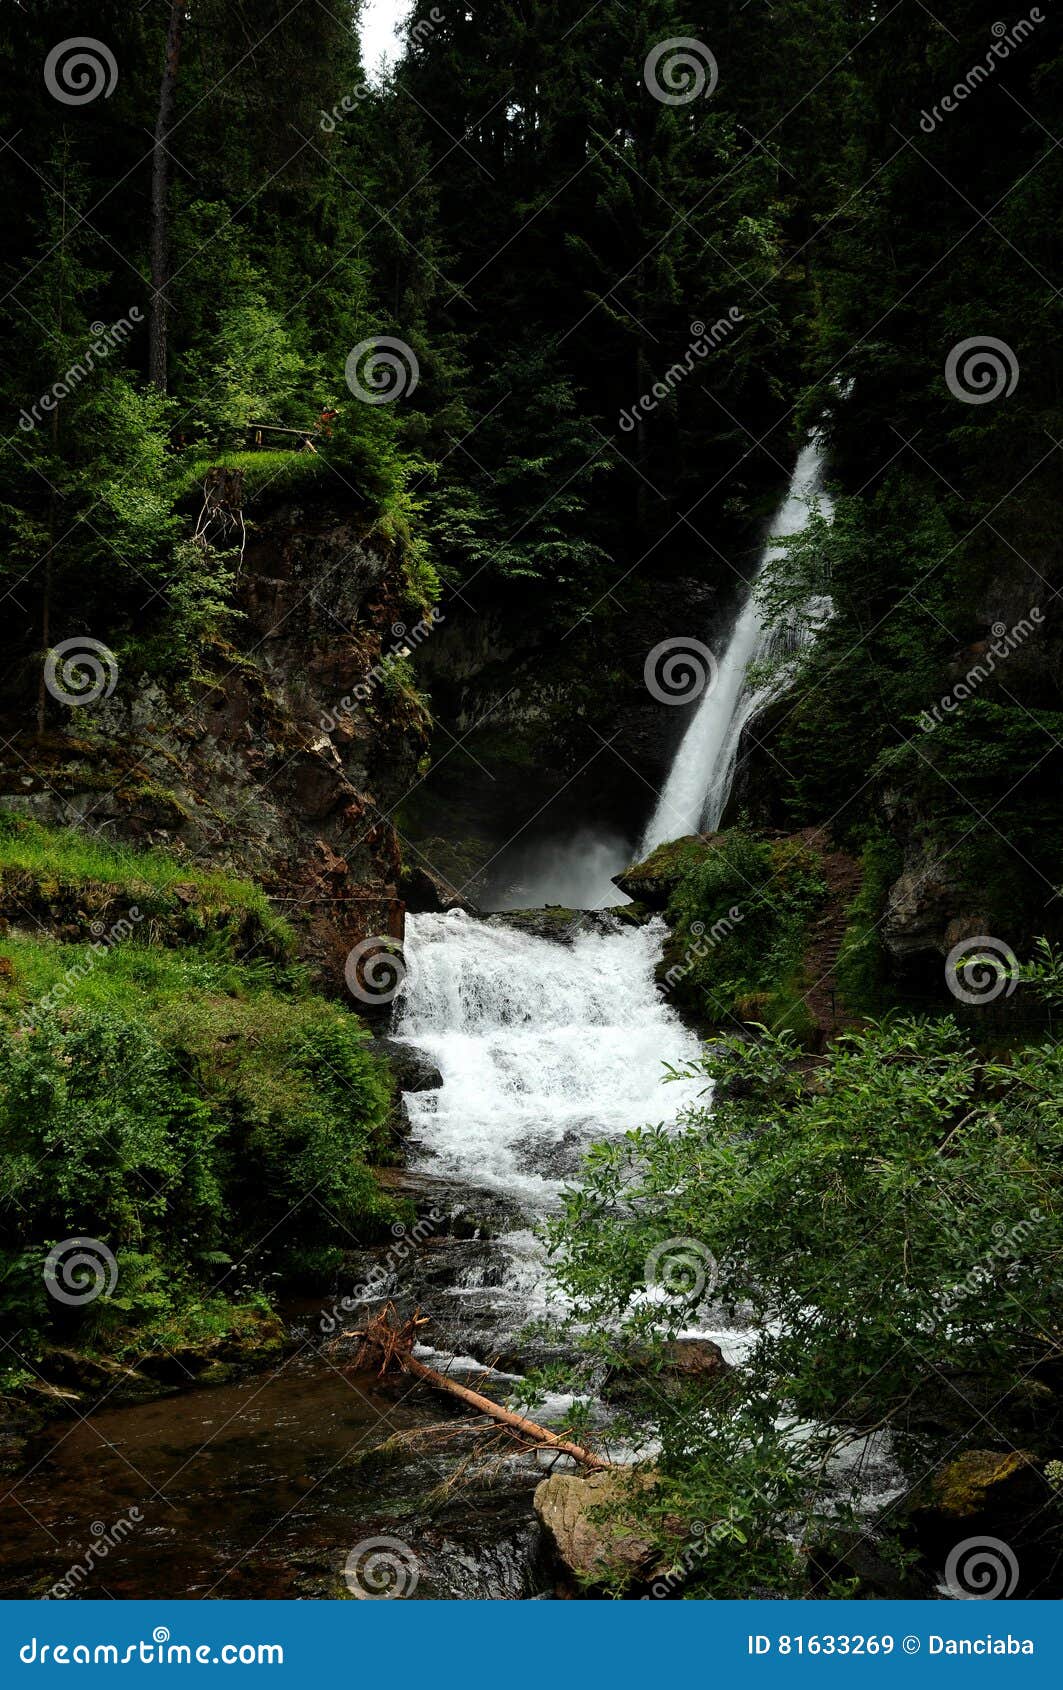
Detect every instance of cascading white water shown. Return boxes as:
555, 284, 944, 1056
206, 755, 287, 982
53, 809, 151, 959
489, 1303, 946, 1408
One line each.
396, 910, 704, 1209
640, 437, 834, 855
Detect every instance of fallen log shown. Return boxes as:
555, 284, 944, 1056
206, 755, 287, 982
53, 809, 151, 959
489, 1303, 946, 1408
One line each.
341, 1303, 612, 1472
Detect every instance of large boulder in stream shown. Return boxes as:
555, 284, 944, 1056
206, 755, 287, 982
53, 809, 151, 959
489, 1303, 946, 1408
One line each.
534, 1467, 662, 1586
371, 1038, 444, 1095
487, 908, 629, 942
901, 1449, 1055, 1598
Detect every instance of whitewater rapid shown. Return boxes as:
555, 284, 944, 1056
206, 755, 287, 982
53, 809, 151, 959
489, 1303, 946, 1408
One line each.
395, 910, 705, 1208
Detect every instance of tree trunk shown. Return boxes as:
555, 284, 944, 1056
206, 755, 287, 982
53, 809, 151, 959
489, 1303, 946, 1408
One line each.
401, 1351, 613, 1470
149, 0, 186, 392
344, 1304, 613, 1471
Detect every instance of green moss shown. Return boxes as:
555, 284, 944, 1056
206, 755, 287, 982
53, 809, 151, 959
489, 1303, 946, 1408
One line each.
659, 829, 828, 1040
172, 447, 324, 502
0, 818, 399, 1383
834, 830, 902, 1015
0, 811, 277, 920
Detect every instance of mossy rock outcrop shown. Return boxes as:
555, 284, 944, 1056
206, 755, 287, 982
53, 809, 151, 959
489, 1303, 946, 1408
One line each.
535, 1467, 662, 1587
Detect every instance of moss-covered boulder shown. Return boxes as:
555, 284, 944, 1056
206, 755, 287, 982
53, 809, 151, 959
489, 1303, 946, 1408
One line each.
534, 1467, 661, 1586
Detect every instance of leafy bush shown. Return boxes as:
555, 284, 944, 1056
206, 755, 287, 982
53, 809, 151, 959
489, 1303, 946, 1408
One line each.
0, 924, 395, 1355
663, 830, 827, 1037
544, 1014, 1063, 1594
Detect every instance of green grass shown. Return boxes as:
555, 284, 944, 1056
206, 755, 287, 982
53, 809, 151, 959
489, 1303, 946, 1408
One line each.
173, 446, 325, 502
0, 922, 399, 1364
0, 811, 284, 925
0, 928, 285, 1012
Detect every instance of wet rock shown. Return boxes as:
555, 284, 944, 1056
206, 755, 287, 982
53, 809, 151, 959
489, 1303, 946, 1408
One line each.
612, 836, 716, 909
908, 1448, 1049, 1528
402, 864, 475, 915
902, 1449, 1056, 1598
373, 1168, 527, 1238
807, 1526, 927, 1600
604, 1338, 729, 1406
661, 1338, 729, 1380
881, 858, 971, 961
487, 908, 621, 942
534, 1467, 660, 1586
372, 1038, 444, 1095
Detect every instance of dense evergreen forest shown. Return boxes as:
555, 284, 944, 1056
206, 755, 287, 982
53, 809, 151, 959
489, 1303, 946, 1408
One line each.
1, 0, 1062, 1603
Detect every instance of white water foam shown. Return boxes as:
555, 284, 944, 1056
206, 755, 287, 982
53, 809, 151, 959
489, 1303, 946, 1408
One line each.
395, 909, 705, 1210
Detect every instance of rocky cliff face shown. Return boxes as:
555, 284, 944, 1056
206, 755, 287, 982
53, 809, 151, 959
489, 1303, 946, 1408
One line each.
727, 546, 1063, 975
402, 570, 728, 903
0, 491, 429, 989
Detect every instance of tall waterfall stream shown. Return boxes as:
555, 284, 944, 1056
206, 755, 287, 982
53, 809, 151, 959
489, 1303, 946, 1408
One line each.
2, 439, 902, 1601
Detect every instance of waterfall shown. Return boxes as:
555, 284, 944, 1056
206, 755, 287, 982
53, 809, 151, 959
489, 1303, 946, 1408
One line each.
640, 436, 834, 856
395, 910, 704, 1209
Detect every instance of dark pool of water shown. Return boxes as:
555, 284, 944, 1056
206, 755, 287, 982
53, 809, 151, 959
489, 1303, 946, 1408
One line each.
0, 1343, 548, 1601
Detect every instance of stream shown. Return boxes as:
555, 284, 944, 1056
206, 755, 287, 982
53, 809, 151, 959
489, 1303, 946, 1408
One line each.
1, 440, 849, 1601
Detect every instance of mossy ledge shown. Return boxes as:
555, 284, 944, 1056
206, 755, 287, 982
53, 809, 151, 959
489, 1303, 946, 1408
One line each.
0, 819, 405, 1448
